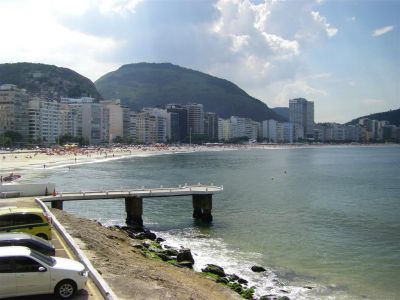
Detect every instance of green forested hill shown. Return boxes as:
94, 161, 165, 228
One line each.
347, 108, 400, 126
0, 62, 102, 99
95, 63, 283, 121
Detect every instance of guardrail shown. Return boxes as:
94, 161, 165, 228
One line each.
35, 198, 118, 300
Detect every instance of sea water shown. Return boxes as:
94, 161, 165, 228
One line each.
30, 146, 400, 299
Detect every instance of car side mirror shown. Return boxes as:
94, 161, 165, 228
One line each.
38, 266, 47, 272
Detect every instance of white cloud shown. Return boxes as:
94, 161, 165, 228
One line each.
372, 25, 394, 37
311, 11, 338, 38
0, 0, 121, 80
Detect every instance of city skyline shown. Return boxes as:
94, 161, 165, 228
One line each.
0, 0, 399, 123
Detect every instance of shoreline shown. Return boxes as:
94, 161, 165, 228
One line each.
1, 143, 398, 177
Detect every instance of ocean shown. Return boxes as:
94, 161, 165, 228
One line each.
31, 145, 400, 299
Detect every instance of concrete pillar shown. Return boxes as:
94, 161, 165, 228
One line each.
125, 197, 143, 230
192, 194, 213, 222
51, 200, 63, 210
201, 194, 213, 223
192, 195, 203, 219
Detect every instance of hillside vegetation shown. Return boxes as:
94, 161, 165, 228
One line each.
347, 108, 400, 126
0, 62, 102, 99
95, 63, 283, 122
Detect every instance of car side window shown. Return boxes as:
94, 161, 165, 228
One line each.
25, 214, 44, 224
0, 257, 13, 273
14, 256, 43, 273
13, 214, 28, 225
0, 240, 12, 246
0, 214, 14, 227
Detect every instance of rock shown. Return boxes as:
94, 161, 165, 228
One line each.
228, 274, 239, 282
157, 253, 172, 261
279, 289, 289, 293
131, 230, 157, 240
177, 248, 194, 264
277, 296, 290, 300
156, 237, 165, 243
251, 265, 266, 272
142, 242, 150, 248
237, 277, 248, 285
201, 264, 226, 277
216, 277, 229, 284
163, 248, 178, 256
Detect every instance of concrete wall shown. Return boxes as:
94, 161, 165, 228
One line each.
0, 183, 55, 197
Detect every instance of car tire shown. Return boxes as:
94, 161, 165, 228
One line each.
36, 233, 49, 240
55, 279, 77, 299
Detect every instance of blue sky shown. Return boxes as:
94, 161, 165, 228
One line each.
0, 0, 398, 123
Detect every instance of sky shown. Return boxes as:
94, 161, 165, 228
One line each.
0, 0, 399, 123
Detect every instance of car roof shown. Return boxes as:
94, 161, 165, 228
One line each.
0, 207, 44, 215
0, 232, 33, 240
0, 246, 31, 257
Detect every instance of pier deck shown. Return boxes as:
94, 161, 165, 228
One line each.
41, 184, 223, 229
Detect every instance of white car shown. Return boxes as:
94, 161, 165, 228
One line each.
0, 246, 88, 299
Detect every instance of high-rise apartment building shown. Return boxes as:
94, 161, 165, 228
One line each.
289, 98, 314, 139
28, 97, 60, 144
0, 84, 30, 143
166, 104, 188, 141
101, 99, 124, 143
204, 112, 219, 141
186, 103, 204, 135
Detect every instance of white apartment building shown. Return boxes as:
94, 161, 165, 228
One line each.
28, 97, 60, 144
143, 107, 168, 143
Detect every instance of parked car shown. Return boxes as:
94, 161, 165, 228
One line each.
0, 207, 52, 240
0, 246, 88, 299
0, 232, 55, 256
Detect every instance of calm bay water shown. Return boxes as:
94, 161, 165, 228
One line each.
37, 146, 400, 299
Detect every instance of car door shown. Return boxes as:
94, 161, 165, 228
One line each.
0, 257, 16, 297
14, 256, 51, 296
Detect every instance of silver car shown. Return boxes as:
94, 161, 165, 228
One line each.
0, 246, 88, 299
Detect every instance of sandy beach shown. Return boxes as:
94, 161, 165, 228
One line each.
0, 145, 241, 179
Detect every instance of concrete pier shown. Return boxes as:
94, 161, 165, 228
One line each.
51, 200, 63, 210
41, 184, 222, 228
192, 194, 213, 223
125, 197, 143, 229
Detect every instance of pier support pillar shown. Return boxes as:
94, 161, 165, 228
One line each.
51, 200, 63, 210
192, 194, 213, 223
125, 197, 143, 230
192, 195, 203, 219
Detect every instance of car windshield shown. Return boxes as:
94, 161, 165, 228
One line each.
31, 249, 55, 266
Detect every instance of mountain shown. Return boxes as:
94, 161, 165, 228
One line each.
0, 62, 102, 99
95, 63, 284, 122
272, 107, 289, 121
347, 108, 400, 126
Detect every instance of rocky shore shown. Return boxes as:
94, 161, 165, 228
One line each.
51, 209, 292, 300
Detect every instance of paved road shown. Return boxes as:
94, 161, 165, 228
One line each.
0, 197, 103, 300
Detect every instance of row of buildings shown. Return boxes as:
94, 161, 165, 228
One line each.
0, 84, 398, 145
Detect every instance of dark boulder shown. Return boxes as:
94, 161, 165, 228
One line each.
251, 265, 266, 272
177, 249, 194, 264
156, 237, 165, 243
228, 274, 239, 282
176, 261, 194, 268
238, 277, 248, 285
164, 248, 179, 256
201, 264, 226, 277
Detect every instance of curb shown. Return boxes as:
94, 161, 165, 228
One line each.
35, 198, 118, 300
